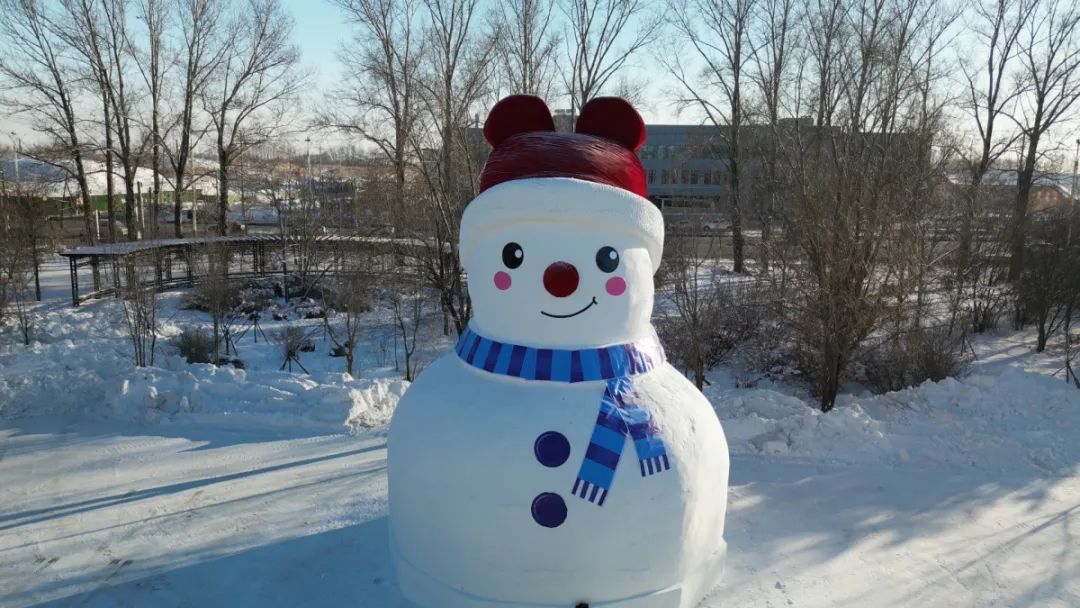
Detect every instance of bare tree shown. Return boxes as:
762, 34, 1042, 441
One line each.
189, 242, 240, 363
747, 0, 797, 272
276, 324, 311, 373
390, 275, 427, 381
409, 0, 498, 335
0, 171, 42, 344
204, 0, 302, 235
495, 0, 560, 98
0, 0, 97, 247
118, 251, 161, 366
665, 0, 757, 273
772, 0, 952, 412
322, 0, 424, 227
162, 0, 227, 238
1065, 308, 1080, 388
956, 0, 1030, 268
247, 153, 301, 235
656, 235, 761, 389
0, 174, 37, 338
100, 0, 146, 241
324, 252, 373, 376
6, 174, 51, 302
1020, 210, 1080, 352
131, 0, 169, 239
9, 283, 35, 345
804, 0, 846, 128
561, 0, 660, 117
61, 0, 122, 242
1008, 0, 1080, 281
287, 190, 336, 300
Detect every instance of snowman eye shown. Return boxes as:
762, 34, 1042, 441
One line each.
502, 242, 524, 269
595, 246, 619, 273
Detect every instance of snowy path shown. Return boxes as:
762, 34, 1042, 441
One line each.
1, 420, 1076, 607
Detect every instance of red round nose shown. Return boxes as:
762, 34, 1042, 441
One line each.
543, 262, 579, 298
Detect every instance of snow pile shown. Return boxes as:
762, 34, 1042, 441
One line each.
345, 378, 409, 430
0, 295, 413, 432
710, 366, 1080, 475
0, 302, 131, 418
107, 364, 408, 432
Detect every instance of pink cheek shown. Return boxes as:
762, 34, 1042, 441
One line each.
493, 271, 512, 291
605, 277, 627, 296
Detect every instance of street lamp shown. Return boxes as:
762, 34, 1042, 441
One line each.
305, 135, 314, 204
1072, 138, 1079, 207
8, 131, 20, 184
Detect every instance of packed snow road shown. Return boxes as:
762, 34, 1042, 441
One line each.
1, 419, 1076, 608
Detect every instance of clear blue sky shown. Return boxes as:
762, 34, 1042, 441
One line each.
281, 0, 351, 96
281, 0, 686, 126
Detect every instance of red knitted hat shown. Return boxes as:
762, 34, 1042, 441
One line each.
480, 95, 647, 197
461, 96, 665, 273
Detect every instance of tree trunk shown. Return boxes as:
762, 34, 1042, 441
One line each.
820, 343, 841, 413
73, 150, 95, 246
103, 93, 117, 243
150, 35, 162, 240
123, 168, 138, 241
728, 111, 744, 273
173, 180, 184, 238
218, 153, 229, 236
1009, 136, 1038, 282
957, 179, 980, 272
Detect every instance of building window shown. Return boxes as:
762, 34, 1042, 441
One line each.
680, 169, 689, 184
660, 169, 669, 185
690, 170, 699, 185
647, 169, 656, 184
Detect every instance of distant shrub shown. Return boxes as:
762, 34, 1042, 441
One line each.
656, 280, 764, 389
173, 327, 215, 364
180, 283, 241, 313
294, 298, 326, 319
322, 279, 373, 314
274, 324, 314, 373
858, 326, 969, 393
236, 285, 275, 314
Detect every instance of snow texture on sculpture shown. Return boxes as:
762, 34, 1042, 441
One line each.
388, 95, 730, 608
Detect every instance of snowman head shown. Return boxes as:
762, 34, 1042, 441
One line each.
460, 96, 663, 349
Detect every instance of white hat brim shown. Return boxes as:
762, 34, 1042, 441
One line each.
459, 178, 665, 273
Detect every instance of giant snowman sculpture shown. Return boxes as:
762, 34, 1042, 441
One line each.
388, 95, 730, 608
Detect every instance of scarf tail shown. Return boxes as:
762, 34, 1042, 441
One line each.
571, 380, 671, 507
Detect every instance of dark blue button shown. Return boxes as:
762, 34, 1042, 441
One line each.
531, 492, 567, 528
534, 431, 571, 467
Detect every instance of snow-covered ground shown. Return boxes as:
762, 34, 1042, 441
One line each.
1, 261, 1077, 607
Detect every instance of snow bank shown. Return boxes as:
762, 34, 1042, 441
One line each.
5, 287, 1079, 479
108, 364, 408, 432
0, 302, 130, 419
0, 297, 410, 432
710, 366, 1080, 475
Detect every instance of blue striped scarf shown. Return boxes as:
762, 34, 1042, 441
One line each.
455, 325, 671, 507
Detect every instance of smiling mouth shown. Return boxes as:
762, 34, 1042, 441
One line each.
541, 297, 598, 319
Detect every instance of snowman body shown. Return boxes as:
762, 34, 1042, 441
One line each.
388, 97, 730, 608
389, 354, 728, 607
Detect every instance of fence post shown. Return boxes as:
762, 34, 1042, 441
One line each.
69, 256, 80, 307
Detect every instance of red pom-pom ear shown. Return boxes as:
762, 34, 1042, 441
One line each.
575, 97, 646, 152
483, 95, 556, 147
